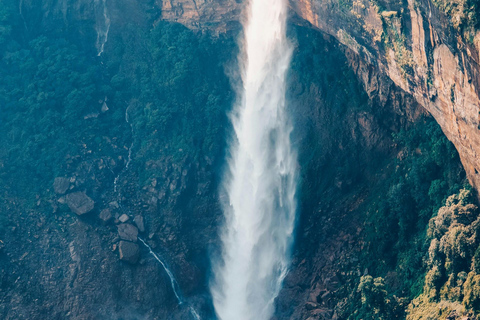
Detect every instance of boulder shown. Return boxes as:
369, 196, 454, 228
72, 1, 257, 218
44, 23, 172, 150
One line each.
65, 192, 94, 215
117, 223, 138, 242
133, 215, 145, 233
101, 101, 109, 113
118, 241, 139, 264
118, 214, 129, 223
53, 177, 70, 194
99, 209, 112, 222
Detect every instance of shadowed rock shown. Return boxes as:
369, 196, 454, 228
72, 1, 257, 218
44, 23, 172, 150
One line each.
65, 191, 94, 215
99, 209, 112, 223
117, 223, 138, 242
133, 215, 145, 233
118, 241, 139, 264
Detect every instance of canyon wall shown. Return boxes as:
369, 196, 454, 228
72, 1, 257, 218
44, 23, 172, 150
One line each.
161, 0, 480, 194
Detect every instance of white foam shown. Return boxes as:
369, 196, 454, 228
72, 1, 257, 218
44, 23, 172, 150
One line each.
211, 0, 297, 318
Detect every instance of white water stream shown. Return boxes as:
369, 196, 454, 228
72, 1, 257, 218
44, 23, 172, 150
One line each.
95, 0, 110, 57
211, 0, 297, 318
138, 238, 201, 320
113, 104, 133, 194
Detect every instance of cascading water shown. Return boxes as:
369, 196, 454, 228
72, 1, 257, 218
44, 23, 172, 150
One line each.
109, 108, 200, 319
95, 0, 110, 57
113, 104, 133, 194
211, 0, 297, 318
138, 238, 201, 320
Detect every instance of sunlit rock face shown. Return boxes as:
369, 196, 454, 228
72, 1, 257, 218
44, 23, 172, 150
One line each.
290, 0, 480, 197
156, 0, 480, 196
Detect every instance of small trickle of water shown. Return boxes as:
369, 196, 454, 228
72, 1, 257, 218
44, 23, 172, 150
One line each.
113, 104, 134, 194
138, 238, 201, 320
95, 0, 110, 57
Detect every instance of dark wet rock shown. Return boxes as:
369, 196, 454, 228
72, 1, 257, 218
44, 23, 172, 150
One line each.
65, 191, 94, 215
118, 241, 139, 264
53, 177, 70, 194
133, 215, 145, 233
99, 209, 112, 223
117, 223, 138, 242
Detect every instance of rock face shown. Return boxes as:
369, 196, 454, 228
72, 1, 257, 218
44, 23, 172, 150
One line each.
99, 208, 112, 222
118, 241, 140, 264
288, 0, 480, 196
157, 0, 480, 195
160, 0, 241, 32
117, 223, 138, 242
65, 191, 95, 215
53, 177, 70, 194
133, 215, 145, 233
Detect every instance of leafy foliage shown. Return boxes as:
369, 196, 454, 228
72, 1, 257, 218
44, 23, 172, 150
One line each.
0, 33, 117, 197
407, 189, 480, 319
342, 118, 468, 319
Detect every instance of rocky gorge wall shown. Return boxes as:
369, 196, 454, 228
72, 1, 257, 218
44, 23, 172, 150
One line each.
161, 0, 480, 196
0, 0, 476, 319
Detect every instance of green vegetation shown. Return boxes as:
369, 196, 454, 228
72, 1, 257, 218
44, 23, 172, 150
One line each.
407, 189, 479, 319
130, 22, 234, 167
0, 1, 235, 202
381, 15, 415, 79
340, 117, 469, 319
0, 25, 121, 199
432, 0, 480, 34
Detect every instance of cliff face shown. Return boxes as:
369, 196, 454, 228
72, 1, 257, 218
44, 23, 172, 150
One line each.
160, 0, 480, 195
293, 0, 480, 196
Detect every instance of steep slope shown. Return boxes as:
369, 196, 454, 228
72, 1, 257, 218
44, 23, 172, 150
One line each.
0, 0, 477, 319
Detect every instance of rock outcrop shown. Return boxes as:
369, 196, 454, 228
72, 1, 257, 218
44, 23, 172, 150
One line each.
158, 0, 480, 194
65, 191, 95, 215
289, 0, 480, 195
117, 223, 138, 242
53, 177, 70, 194
118, 241, 140, 264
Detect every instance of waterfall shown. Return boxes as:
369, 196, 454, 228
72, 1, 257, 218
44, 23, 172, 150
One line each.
211, 0, 296, 318
113, 104, 134, 194
138, 238, 201, 320
95, 0, 110, 57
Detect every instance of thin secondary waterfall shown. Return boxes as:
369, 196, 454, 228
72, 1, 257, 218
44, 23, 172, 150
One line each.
138, 238, 201, 320
211, 0, 296, 318
95, 0, 110, 57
